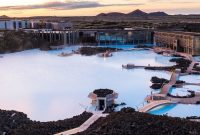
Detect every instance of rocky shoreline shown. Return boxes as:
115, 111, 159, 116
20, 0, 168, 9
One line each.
150, 76, 185, 90
1, 107, 200, 135
145, 58, 192, 72
0, 109, 92, 135
78, 108, 200, 135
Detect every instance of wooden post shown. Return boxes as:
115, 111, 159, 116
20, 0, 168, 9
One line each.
73, 31, 75, 45
98, 33, 100, 46
69, 31, 71, 45
59, 31, 61, 41
64, 31, 67, 45
50, 31, 52, 43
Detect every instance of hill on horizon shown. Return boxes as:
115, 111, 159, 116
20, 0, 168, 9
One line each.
0, 15, 9, 19
97, 9, 169, 17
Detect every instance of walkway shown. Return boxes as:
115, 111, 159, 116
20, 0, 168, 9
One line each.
185, 82, 200, 86
122, 65, 147, 69
124, 48, 152, 51
160, 72, 179, 94
50, 45, 66, 50
139, 47, 200, 113
187, 57, 196, 73
138, 100, 172, 113
55, 111, 108, 135
167, 95, 200, 104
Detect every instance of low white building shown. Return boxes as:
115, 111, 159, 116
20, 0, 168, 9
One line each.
88, 89, 118, 111
50, 22, 73, 30
0, 20, 29, 30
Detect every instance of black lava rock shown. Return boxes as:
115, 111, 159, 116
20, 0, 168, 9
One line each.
78, 47, 121, 56
93, 89, 114, 97
77, 107, 200, 135
0, 109, 92, 135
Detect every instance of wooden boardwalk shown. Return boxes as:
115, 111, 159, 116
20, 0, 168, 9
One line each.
50, 45, 66, 50
167, 96, 200, 104
139, 48, 200, 113
138, 100, 172, 113
55, 111, 108, 135
160, 72, 179, 95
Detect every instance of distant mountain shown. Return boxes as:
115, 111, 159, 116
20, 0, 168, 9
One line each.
0, 15, 9, 19
97, 12, 126, 17
148, 12, 168, 16
127, 9, 148, 16
96, 9, 169, 17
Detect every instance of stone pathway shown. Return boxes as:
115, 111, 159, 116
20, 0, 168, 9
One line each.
55, 111, 108, 135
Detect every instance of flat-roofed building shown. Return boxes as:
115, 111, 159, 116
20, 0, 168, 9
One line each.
154, 31, 200, 55
29, 21, 73, 30
50, 22, 73, 30
78, 28, 153, 45
29, 20, 41, 29
0, 21, 6, 29
0, 20, 29, 30
88, 89, 118, 111
97, 29, 153, 45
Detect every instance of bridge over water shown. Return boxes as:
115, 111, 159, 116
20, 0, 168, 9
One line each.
138, 100, 172, 113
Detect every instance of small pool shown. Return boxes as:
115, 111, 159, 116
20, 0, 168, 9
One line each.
148, 104, 200, 118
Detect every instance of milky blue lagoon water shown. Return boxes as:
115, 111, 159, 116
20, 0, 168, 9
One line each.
0, 46, 199, 121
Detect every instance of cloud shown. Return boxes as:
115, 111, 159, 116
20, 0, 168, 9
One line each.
148, 0, 197, 3
0, 1, 144, 10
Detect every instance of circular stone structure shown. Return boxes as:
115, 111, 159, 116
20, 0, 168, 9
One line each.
88, 89, 118, 111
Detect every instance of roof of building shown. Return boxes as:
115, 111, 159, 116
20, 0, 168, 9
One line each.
93, 89, 114, 97
155, 31, 200, 36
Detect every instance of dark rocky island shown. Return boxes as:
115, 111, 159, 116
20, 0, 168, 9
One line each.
150, 76, 185, 90
144, 58, 192, 73
77, 47, 121, 56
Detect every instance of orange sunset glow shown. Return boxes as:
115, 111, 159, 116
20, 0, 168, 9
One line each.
0, 0, 199, 17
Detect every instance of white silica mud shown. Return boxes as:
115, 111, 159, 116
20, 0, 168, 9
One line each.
180, 75, 200, 84
0, 45, 198, 121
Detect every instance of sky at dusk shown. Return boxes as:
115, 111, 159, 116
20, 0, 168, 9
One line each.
0, 0, 199, 17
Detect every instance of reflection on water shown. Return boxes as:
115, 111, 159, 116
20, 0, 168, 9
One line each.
0, 46, 197, 121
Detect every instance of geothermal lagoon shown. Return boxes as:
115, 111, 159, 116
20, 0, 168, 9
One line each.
0, 46, 200, 121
